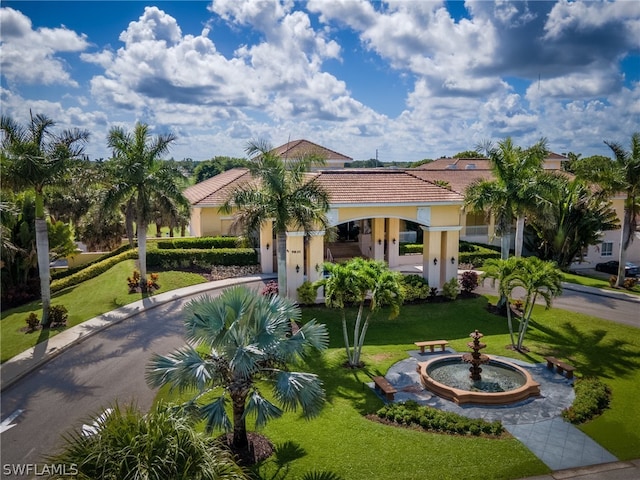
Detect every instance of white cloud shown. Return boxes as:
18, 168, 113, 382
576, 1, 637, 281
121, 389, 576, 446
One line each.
0, 7, 89, 86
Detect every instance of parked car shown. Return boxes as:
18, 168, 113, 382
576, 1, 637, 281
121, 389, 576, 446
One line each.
595, 260, 639, 277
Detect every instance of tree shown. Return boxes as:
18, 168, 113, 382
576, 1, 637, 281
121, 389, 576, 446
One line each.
146, 286, 328, 452
316, 258, 404, 368
47, 402, 248, 480
482, 257, 562, 351
194, 156, 249, 183
1, 113, 89, 325
221, 139, 330, 296
465, 137, 549, 259
103, 123, 190, 290
526, 176, 619, 269
592, 132, 640, 287
452, 150, 485, 158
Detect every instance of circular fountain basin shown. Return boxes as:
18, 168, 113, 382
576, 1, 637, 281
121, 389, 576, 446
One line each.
417, 355, 540, 405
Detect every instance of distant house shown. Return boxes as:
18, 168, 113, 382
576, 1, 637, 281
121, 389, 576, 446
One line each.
270, 139, 352, 169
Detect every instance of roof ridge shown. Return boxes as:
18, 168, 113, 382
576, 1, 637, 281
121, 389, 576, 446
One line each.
185, 168, 249, 204
404, 170, 463, 194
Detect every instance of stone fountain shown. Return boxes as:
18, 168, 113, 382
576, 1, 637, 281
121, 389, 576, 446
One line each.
416, 329, 541, 405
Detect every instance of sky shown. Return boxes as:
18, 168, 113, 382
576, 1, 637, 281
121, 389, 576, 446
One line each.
1, 0, 639, 163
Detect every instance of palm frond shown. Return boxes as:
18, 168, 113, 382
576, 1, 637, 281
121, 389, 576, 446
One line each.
200, 395, 232, 433
273, 371, 325, 418
244, 390, 283, 428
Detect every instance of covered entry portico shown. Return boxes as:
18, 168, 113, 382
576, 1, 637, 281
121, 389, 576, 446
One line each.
257, 169, 465, 298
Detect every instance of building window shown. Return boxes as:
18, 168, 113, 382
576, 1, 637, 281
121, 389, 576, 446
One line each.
601, 242, 613, 257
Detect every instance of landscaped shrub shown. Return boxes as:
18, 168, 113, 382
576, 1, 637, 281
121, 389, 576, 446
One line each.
376, 400, 504, 437
297, 281, 317, 305
127, 271, 160, 293
261, 280, 279, 296
399, 243, 423, 255
458, 250, 501, 268
146, 248, 257, 268
155, 236, 240, 249
49, 305, 69, 326
400, 274, 430, 303
623, 277, 638, 290
51, 249, 139, 293
51, 244, 133, 280
562, 377, 612, 424
609, 275, 617, 287
25, 312, 39, 332
460, 270, 479, 293
441, 277, 460, 300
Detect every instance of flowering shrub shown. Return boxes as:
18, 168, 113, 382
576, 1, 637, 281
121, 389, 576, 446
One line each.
127, 271, 160, 293
261, 280, 279, 296
460, 271, 479, 293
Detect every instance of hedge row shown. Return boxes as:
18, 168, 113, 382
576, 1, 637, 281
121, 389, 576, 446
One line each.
459, 251, 501, 267
51, 244, 133, 280
376, 400, 504, 437
146, 248, 257, 268
51, 249, 138, 293
399, 243, 500, 267
562, 377, 611, 424
155, 236, 240, 249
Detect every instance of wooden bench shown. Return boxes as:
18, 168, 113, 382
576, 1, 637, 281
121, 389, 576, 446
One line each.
414, 340, 449, 354
544, 356, 577, 379
372, 376, 397, 401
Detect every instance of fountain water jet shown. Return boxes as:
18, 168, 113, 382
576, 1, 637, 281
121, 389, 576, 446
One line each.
417, 330, 540, 405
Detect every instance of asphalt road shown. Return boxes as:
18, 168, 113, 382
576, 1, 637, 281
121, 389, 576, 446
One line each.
1, 278, 638, 478
0, 281, 266, 479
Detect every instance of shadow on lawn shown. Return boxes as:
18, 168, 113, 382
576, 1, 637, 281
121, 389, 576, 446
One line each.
253, 440, 344, 480
527, 319, 640, 379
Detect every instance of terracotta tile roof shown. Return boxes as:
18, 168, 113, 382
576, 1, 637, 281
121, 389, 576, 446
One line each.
408, 169, 493, 195
184, 168, 252, 206
415, 158, 492, 170
547, 152, 568, 160
271, 139, 352, 162
314, 169, 463, 204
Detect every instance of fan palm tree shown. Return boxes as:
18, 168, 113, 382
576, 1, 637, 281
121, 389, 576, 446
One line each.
103, 123, 190, 290
316, 258, 404, 368
47, 402, 248, 480
220, 139, 330, 296
1, 113, 89, 326
465, 137, 549, 259
146, 286, 329, 451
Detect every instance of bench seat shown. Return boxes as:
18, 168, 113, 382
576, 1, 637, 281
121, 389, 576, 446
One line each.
414, 340, 449, 354
372, 375, 397, 401
544, 356, 576, 379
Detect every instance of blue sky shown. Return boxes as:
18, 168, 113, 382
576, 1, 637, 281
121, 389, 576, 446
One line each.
1, 1, 639, 163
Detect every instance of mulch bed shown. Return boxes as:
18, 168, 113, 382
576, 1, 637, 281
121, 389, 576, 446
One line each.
218, 432, 275, 466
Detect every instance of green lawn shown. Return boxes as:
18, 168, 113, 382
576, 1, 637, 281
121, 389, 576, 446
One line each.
562, 272, 640, 296
157, 296, 640, 479
0, 260, 206, 362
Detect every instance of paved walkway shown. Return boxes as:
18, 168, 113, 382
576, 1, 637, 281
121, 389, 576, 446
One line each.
373, 349, 622, 474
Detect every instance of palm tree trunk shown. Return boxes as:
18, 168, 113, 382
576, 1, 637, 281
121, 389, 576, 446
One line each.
341, 314, 353, 366
616, 208, 631, 288
125, 200, 135, 248
276, 232, 287, 296
514, 216, 525, 257
138, 221, 148, 290
517, 294, 537, 350
35, 215, 51, 327
506, 298, 516, 348
232, 394, 249, 450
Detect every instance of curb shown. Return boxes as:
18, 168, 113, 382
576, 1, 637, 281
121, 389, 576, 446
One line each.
0, 274, 276, 392
561, 282, 640, 303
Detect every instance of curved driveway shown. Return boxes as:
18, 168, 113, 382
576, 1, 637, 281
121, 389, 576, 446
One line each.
0, 277, 270, 479
1, 275, 638, 478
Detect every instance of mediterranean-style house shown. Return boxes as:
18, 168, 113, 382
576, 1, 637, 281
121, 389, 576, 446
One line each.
184, 140, 639, 299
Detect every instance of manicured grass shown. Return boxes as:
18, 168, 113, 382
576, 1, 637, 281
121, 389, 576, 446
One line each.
562, 272, 640, 296
155, 296, 640, 478
0, 260, 206, 362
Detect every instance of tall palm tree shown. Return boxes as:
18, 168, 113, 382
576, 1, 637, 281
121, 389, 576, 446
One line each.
146, 286, 329, 451
465, 137, 549, 259
47, 402, 248, 480
1, 113, 89, 326
104, 123, 190, 290
316, 258, 405, 368
221, 139, 330, 296
604, 133, 640, 287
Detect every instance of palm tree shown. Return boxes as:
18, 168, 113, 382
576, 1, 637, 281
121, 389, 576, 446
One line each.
604, 133, 640, 287
221, 139, 330, 296
1, 113, 89, 326
146, 286, 329, 452
47, 402, 248, 480
316, 258, 404, 368
104, 123, 190, 290
527, 176, 619, 269
465, 137, 549, 259
482, 257, 562, 351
